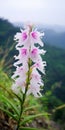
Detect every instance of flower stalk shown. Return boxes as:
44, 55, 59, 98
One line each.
16, 58, 32, 130
11, 24, 46, 129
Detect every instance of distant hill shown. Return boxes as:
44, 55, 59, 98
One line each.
43, 44, 65, 102
43, 29, 65, 49
37, 25, 65, 49
0, 18, 19, 73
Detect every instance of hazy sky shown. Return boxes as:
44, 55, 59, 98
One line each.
0, 0, 65, 25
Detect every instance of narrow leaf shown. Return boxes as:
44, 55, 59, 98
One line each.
21, 113, 51, 125
24, 105, 39, 112
53, 104, 65, 112
20, 127, 43, 130
12, 91, 22, 102
0, 106, 17, 120
1, 95, 19, 116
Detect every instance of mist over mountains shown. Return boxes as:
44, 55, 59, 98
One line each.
43, 28, 65, 49
14, 22, 65, 49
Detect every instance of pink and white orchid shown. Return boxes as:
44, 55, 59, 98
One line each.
12, 24, 46, 97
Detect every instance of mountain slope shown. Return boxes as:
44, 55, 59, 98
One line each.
44, 44, 65, 102
43, 29, 65, 49
0, 18, 19, 74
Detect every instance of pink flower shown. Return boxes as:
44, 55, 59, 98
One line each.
12, 24, 46, 97
21, 48, 27, 56
12, 66, 28, 79
30, 48, 38, 62
14, 48, 29, 65
14, 30, 29, 49
27, 83, 42, 97
12, 77, 26, 94
31, 48, 38, 55
22, 32, 28, 41
30, 31, 44, 46
30, 68, 43, 85
33, 60, 46, 74
31, 32, 38, 39
30, 47, 44, 62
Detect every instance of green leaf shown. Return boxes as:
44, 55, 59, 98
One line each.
23, 105, 39, 112
0, 106, 17, 120
53, 104, 65, 112
0, 84, 23, 108
0, 94, 19, 116
20, 127, 43, 130
12, 91, 22, 102
0, 84, 13, 97
20, 113, 51, 125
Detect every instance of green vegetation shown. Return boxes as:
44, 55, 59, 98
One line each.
0, 18, 65, 129
0, 18, 19, 74
44, 44, 65, 101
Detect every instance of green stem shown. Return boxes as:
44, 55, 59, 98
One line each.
16, 59, 31, 130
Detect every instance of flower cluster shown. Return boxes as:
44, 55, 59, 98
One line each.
12, 24, 46, 97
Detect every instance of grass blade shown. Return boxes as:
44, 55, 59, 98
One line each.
0, 94, 19, 116
21, 113, 51, 125
0, 106, 17, 120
